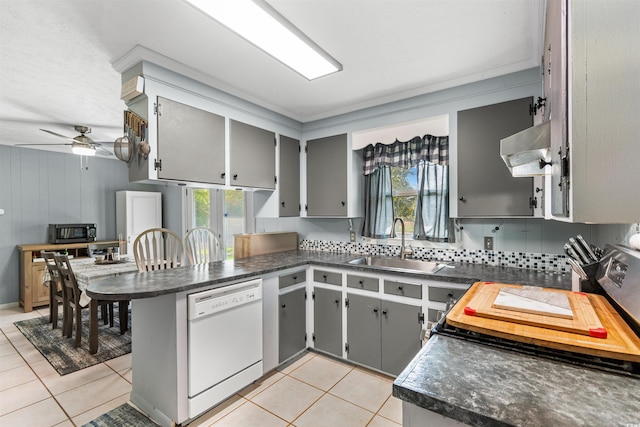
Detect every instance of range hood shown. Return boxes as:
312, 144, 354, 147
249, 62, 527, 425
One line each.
500, 120, 551, 177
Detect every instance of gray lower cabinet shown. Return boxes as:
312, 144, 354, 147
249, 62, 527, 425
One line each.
457, 96, 534, 216
313, 287, 343, 357
278, 287, 306, 363
279, 135, 300, 217
229, 119, 276, 189
156, 96, 225, 184
306, 134, 348, 216
346, 293, 423, 375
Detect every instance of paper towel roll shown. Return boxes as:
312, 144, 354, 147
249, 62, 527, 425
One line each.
630, 233, 640, 250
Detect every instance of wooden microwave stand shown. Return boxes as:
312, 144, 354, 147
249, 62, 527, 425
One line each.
16, 241, 120, 312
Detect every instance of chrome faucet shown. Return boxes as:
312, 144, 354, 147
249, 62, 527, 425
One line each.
392, 217, 412, 259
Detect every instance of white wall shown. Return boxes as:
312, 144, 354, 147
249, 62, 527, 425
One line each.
0, 145, 160, 305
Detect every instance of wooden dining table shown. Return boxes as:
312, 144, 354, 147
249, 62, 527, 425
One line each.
59, 257, 138, 354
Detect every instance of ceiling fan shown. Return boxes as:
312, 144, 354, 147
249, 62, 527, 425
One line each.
17, 125, 113, 156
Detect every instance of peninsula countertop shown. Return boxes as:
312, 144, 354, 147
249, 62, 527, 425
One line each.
86, 250, 570, 300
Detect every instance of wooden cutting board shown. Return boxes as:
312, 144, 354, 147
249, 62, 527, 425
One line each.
447, 282, 640, 362
463, 282, 604, 336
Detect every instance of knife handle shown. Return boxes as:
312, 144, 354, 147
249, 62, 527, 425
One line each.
564, 243, 581, 263
569, 238, 590, 264
576, 234, 598, 262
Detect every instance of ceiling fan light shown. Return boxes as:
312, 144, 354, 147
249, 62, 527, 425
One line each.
72, 145, 96, 156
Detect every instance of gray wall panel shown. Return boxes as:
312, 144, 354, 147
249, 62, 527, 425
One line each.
0, 146, 159, 305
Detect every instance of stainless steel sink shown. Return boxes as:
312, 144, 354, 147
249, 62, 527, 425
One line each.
347, 256, 446, 274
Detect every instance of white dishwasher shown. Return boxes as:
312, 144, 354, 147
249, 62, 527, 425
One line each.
187, 278, 263, 418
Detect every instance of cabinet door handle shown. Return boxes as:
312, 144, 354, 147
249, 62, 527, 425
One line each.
281, 201, 286, 207
233, 174, 238, 180
373, 307, 378, 313
221, 172, 226, 179
382, 309, 388, 315
459, 196, 466, 202
281, 304, 286, 308
341, 201, 345, 206
335, 299, 340, 305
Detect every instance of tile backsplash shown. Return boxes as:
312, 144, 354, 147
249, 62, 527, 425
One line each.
300, 239, 571, 273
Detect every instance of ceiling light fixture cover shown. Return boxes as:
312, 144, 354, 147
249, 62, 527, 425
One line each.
184, 0, 342, 80
71, 145, 96, 156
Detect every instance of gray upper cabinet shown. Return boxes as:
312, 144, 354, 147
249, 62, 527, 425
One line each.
306, 134, 348, 216
229, 120, 276, 189
279, 135, 300, 217
457, 97, 534, 216
156, 96, 225, 184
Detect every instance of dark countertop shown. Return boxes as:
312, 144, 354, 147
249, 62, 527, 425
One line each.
86, 250, 571, 300
393, 334, 640, 427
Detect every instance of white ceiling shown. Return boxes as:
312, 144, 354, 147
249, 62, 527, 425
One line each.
0, 0, 544, 158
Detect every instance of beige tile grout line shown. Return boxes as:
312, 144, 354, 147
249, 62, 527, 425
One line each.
0, 327, 77, 426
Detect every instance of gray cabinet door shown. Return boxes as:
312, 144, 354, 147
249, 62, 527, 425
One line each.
457, 97, 534, 216
346, 293, 380, 369
279, 135, 300, 217
306, 134, 348, 216
278, 287, 306, 363
313, 287, 342, 357
381, 300, 422, 375
230, 120, 276, 189
156, 96, 225, 184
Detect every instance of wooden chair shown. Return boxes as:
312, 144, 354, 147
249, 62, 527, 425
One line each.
42, 251, 68, 333
133, 227, 184, 272
53, 253, 114, 348
184, 227, 225, 265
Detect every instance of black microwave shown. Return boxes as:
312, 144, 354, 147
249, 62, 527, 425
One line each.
48, 223, 97, 244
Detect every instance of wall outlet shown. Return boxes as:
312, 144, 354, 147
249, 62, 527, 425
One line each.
484, 236, 494, 250
350, 231, 356, 242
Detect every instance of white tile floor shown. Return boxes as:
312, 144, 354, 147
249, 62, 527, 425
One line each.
1, 305, 402, 427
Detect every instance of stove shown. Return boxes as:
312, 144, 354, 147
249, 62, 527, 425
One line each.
431, 244, 640, 379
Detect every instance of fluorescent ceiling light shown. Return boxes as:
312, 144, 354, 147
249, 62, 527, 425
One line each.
72, 145, 96, 156
184, 0, 342, 80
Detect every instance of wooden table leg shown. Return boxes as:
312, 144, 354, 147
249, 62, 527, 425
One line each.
89, 299, 99, 354
119, 301, 129, 334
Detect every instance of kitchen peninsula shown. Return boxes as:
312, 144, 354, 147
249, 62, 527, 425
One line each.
86, 250, 638, 427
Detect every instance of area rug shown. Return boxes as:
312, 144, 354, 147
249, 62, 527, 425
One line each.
14, 306, 131, 375
81, 403, 158, 427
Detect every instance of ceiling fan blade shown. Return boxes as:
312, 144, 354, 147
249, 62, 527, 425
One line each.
40, 129, 76, 143
15, 143, 72, 146
97, 146, 113, 156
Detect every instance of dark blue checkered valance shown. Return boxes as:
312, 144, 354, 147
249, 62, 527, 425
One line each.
362, 135, 449, 175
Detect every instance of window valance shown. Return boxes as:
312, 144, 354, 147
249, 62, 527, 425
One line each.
362, 135, 449, 175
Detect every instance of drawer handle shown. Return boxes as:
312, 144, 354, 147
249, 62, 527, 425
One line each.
398, 286, 404, 291
323, 274, 327, 281
292, 276, 297, 280
359, 280, 364, 287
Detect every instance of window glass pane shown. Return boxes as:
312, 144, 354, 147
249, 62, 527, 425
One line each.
391, 166, 417, 236
223, 190, 245, 260
193, 189, 210, 228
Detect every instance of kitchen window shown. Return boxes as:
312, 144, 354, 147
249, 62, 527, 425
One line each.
362, 135, 453, 243
186, 188, 253, 259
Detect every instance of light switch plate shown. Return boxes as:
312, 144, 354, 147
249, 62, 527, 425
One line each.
350, 231, 356, 242
484, 236, 494, 250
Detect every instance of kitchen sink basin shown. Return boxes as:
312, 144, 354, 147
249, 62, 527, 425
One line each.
348, 256, 446, 274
